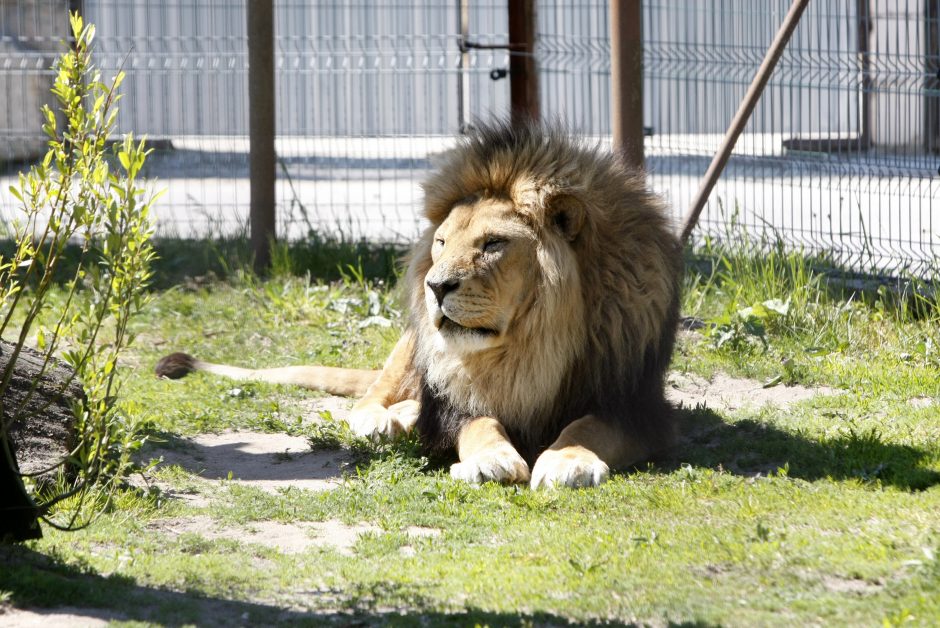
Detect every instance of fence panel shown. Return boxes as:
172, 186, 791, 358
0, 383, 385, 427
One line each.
539, 0, 940, 275
1, 1, 938, 275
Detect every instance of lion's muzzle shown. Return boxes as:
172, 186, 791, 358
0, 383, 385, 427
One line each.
426, 278, 459, 307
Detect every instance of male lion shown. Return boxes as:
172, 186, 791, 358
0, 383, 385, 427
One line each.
157, 119, 681, 488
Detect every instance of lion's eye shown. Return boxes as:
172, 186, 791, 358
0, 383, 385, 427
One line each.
434, 238, 445, 247
482, 238, 507, 253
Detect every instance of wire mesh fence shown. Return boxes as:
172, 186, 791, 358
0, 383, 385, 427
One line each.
539, 0, 940, 276
1, 1, 938, 276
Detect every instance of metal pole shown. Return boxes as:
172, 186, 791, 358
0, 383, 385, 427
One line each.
610, 0, 644, 170
857, 0, 872, 150
248, 0, 276, 273
508, 0, 539, 121
458, 0, 471, 132
680, 0, 810, 245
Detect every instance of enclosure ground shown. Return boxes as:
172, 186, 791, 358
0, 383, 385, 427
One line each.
1, 260, 939, 626
1, 376, 854, 627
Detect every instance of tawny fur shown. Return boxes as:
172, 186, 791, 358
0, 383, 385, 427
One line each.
156, 119, 681, 482
411, 120, 681, 460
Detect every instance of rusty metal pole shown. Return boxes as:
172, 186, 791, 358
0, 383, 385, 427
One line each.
680, 0, 809, 245
248, 0, 276, 273
610, 0, 644, 170
508, 0, 539, 121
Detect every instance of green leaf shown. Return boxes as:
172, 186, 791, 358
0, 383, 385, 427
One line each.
69, 12, 82, 38
762, 374, 783, 389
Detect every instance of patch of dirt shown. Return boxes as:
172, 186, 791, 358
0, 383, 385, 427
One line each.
667, 372, 834, 412
149, 515, 381, 555
821, 575, 884, 595
296, 394, 353, 421
150, 430, 351, 494
0, 607, 117, 627
405, 526, 440, 538
140, 395, 356, 497
909, 396, 936, 409
148, 516, 442, 556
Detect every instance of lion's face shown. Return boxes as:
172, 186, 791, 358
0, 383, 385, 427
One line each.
423, 197, 538, 354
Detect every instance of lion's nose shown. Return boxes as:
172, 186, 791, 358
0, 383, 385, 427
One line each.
427, 278, 459, 307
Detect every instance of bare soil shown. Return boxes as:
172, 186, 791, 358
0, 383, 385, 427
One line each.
147, 515, 382, 555
149, 430, 352, 495
666, 371, 833, 412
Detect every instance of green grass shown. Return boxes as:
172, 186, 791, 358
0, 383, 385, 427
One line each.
2, 241, 939, 626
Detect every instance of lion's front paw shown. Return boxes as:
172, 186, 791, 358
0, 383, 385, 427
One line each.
530, 447, 609, 489
450, 447, 530, 484
346, 400, 420, 440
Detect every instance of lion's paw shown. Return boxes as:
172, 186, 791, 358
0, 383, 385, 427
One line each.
450, 447, 530, 484
530, 447, 609, 489
346, 400, 420, 440
385, 399, 421, 432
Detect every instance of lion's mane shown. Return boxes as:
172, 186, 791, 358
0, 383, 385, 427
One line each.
407, 119, 681, 462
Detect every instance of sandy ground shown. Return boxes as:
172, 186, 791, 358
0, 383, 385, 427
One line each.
4, 371, 832, 626
665, 371, 833, 412
0, 608, 115, 628
148, 430, 352, 499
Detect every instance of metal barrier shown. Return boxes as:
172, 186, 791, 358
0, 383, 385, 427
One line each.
1, 1, 937, 276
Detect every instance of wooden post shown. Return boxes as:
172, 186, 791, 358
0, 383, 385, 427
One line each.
247, 0, 276, 274
508, 0, 539, 121
610, 0, 644, 170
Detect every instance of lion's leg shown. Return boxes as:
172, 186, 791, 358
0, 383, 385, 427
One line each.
346, 331, 420, 439
450, 417, 531, 484
530, 415, 648, 489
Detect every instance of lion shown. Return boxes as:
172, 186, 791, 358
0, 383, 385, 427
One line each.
156, 119, 682, 489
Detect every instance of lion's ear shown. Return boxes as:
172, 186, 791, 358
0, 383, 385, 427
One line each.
546, 193, 585, 241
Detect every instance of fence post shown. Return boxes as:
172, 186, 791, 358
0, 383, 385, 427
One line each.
247, 0, 276, 273
610, 0, 644, 170
508, 0, 539, 120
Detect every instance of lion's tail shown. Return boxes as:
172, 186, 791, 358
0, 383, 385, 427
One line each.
154, 352, 379, 398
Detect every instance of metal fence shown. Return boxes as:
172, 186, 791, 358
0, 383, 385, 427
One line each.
542, 0, 940, 276
1, 1, 938, 276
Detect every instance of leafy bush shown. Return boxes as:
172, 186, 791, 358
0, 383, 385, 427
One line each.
1, 13, 156, 534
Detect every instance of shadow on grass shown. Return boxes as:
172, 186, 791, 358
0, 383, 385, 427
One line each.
0, 236, 407, 291
141, 407, 940, 493
661, 406, 940, 491
139, 429, 351, 486
1, 545, 717, 627
149, 236, 407, 289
